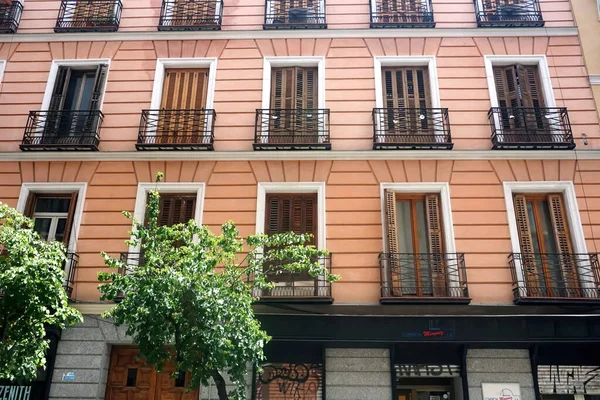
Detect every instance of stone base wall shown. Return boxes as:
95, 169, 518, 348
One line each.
466, 349, 535, 400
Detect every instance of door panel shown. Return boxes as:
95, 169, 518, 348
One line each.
106, 347, 199, 400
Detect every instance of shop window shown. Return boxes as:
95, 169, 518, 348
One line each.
254, 363, 323, 400
395, 363, 463, 400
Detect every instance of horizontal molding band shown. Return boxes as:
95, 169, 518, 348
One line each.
0, 26, 579, 43
0, 149, 598, 161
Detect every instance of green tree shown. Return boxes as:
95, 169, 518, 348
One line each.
99, 173, 338, 400
0, 202, 82, 382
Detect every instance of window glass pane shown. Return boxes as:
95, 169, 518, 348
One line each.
35, 197, 71, 213
416, 200, 433, 295
33, 218, 52, 240
55, 218, 67, 243
527, 201, 542, 254
537, 200, 558, 254
395, 200, 413, 253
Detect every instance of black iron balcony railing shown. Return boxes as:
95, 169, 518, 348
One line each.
489, 107, 574, 150
0, 1, 23, 33
55, 0, 122, 32
248, 254, 333, 302
254, 109, 331, 150
63, 252, 79, 301
264, 0, 326, 29
137, 109, 216, 151
158, 0, 222, 30
379, 253, 470, 304
509, 253, 600, 304
21, 110, 103, 151
372, 108, 452, 150
475, 0, 543, 27
370, 0, 435, 28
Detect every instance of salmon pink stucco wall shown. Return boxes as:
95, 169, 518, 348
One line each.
14, 0, 575, 33
0, 35, 598, 152
0, 159, 599, 305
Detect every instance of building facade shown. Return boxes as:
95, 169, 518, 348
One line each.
1, 0, 600, 399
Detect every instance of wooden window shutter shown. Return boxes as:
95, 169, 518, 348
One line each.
265, 193, 317, 242
425, 194, 446, 296
384, 189, 401, 296
382, 67, 430, 110
270, 67, 317, 110
62, 192, 78, 248
49, 66, 72, 111
88, 64, 108, 111
493, 65, 521, 110
297, 67, 318, 110
161, 69, 208, 110
517, 64, 545, 109
271, 67, 295, 110
513, 194, 540, 292
157, 194, 196, 226
547, 194, 579, 294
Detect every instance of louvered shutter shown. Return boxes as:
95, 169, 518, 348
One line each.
161, 69, 208, 110
157, 194, 196, 226
384, 189, 400, 296
88, 64, 108, 111
517, 64, 545, 109
62, 192, 78, 248
49, 66, 71, 112
425, 194, 446, 296
513, 194, 540, 293
547, 194, 579, 296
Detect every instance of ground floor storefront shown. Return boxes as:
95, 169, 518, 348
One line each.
43, 310, 600, 400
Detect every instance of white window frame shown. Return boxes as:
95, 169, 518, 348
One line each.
484, 55, 557, 142
16, 183, 87, 253
503, 181, 591, 292
256, 182, 327, 295
0, 60, 6, 86
380, 182, 459, 290
373, 56, 443, 143
128, 182, 206, 260
41, 59, 111, 112
148, 58, 217, 143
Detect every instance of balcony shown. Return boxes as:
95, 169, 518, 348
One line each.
264, 0, 326, 29
489, 107, 574, 150
509, 253, 600, 305
248, 254, 333, 303
63, 252, 79, 301
137, 109, 216, 151
379, 253, 470, 304
55, 0, 122, 32
475, 0, 543, 28
21, 110, 103, 151
0, 1, 23, 33
370, 0, 435, 28
158, 0, 222, 30
372, 108, 452, 150
254, 109, 331, 150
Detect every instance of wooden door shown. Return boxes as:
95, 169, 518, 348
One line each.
158, 68, 208, 143
106, 347, 200, 400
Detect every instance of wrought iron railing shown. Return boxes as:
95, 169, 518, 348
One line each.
254, 109, 331, 150
63, 252, 79, 301
248, 254, 332, 299
0, 1, 23, 33
509, 253, 600, 303
372, 108, 452, 149
21, 110, 103, 151
159, 0, 222, 30
369, 0, 434, 28
137, 109, 216, 151
264, 0, 327, 29
379, 253, 470, 301
475, 0, 543, 27
55, 0, 122, 32
489, 107, 574, 149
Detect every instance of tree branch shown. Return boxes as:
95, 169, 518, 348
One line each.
211, 369, 229, 400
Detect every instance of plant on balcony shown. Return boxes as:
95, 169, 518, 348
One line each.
98, 173, 338, 400
0, 203, 82, 382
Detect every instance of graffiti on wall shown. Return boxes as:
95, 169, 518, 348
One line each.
538, 365, 600, 395
255, 363, 323, 400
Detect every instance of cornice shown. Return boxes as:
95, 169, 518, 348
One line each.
0, 26, 579, 43
1, 149, 599, 162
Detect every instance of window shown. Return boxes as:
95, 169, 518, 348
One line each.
475, 0, 543, 27
264, 0, 326, 28
512, 193, 579, 297
159, 0, 222, 30
263, 193, 318, 296
26, 193, 77, 246
384, 191, 446, 297
370, 0, 434, 27
55, 0, 121, 32
156, 193, 196, 226
493, 64, 545, 109
254, 363, 324, 399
